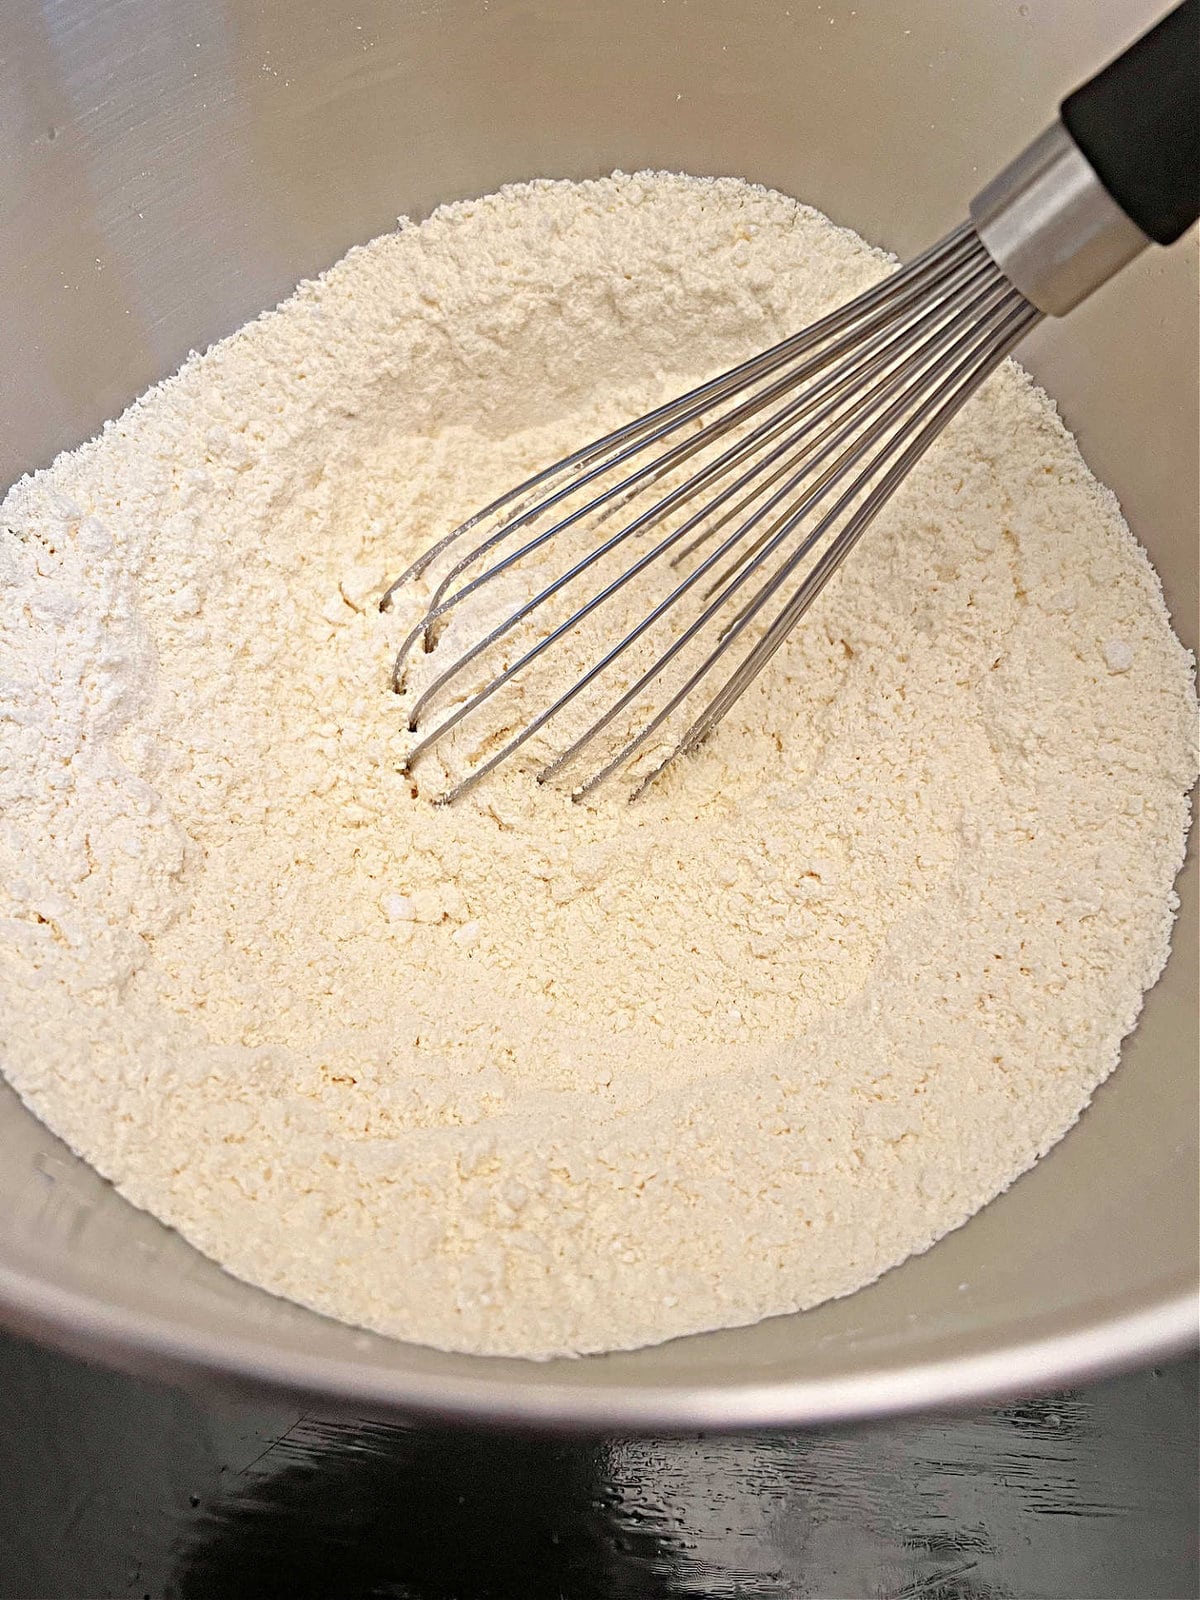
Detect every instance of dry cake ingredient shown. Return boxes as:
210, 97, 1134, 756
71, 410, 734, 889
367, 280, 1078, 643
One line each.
0, 172, 1196, 1358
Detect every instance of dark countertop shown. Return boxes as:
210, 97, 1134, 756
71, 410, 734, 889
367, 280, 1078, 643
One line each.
0, 1331, 1195, 1599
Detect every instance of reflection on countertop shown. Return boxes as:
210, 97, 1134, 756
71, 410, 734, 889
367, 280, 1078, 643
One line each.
0, 1332, 1195, 1599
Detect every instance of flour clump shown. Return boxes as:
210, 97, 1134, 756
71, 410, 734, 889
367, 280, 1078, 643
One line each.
1, 172, 1196, 1358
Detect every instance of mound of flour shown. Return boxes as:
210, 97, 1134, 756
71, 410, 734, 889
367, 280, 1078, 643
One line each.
0, 173, 1195, 1358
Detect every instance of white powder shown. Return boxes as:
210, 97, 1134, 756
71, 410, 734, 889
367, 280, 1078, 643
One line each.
0, 173, 1196, 1359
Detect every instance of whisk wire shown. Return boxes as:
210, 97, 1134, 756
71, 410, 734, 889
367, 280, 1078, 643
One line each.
402, 243, 999, 722
403, 261, 1011, 789
389, 228, 992, 671
383, 223, 1041, 801
379, 222, 981, 614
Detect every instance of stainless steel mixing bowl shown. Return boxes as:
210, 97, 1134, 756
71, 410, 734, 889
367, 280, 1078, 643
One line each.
1, 0, 1195, 1428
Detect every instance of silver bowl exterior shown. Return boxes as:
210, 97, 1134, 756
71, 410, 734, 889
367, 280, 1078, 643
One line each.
0, 0, 1195, 1428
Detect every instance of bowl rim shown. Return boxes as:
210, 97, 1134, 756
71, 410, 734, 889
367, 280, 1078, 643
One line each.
1, 1256, 1195, 1429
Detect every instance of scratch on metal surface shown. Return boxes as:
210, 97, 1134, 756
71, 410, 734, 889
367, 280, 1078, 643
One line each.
896, 1560, 979, 1597
235, 1414, 310, 1478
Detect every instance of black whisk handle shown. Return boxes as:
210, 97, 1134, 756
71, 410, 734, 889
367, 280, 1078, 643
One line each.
1061, 0, 1200, 246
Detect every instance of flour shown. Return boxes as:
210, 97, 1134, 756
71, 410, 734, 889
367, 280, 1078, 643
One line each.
1, 172, 1196, 1359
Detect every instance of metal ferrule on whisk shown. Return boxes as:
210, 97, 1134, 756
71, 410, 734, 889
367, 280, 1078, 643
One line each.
970, 121, 1150, 316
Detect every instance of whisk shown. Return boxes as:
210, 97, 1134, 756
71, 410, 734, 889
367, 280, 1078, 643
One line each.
383, 1, 1198, 804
